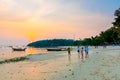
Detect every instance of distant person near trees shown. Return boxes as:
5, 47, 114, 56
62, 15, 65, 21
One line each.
85, 46, 89, 58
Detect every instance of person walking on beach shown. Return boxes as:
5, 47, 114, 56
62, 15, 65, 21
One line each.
77, 46, 80, 54
81, 47, 84, 59
77, 46, 80, 58
67, 47, 71, 55
85, 46, 89, 58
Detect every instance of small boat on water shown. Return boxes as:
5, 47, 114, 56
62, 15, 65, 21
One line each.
12, 48, 26, 51
11, 46, 27, 51
46, 48, 67, 51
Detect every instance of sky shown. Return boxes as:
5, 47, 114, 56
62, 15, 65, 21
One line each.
0, 0, 120, 46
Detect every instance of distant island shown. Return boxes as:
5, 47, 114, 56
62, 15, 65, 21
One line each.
27, 39, 74, 47
27, 8, 120, 47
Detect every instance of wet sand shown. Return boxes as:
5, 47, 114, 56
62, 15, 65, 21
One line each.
0, 46, 120, 80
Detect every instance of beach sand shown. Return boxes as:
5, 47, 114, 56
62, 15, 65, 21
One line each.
0, 46, 120, 80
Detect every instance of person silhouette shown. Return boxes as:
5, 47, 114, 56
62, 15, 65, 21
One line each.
67, 47, 71, 55
81, 47, 84, 59
85, 46, 89, 58
77, 46, 80, 54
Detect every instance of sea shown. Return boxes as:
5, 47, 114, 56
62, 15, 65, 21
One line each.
0, 46, 48, 61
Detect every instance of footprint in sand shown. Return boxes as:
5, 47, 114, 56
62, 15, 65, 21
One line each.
69, 69, 72, 71
10, 76, 12, 79
65, 75, 67, 78
54, 71, 58, 73
72, 71, 74, 75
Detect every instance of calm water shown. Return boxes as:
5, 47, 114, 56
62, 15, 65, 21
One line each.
0, 46, 47, 61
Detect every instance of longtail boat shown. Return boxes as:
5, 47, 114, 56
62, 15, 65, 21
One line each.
46, 48, 67, 51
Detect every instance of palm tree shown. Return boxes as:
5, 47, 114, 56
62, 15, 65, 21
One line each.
113, 8, 120, 28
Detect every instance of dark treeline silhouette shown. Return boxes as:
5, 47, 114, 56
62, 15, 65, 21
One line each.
74, 8, 120, 46
27, 39, 74, 47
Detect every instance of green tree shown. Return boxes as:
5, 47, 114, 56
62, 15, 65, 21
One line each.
112, 8, 120, 41
113, 8, 120, 28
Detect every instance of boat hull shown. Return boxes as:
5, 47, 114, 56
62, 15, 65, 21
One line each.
11, 47, 27, 51
46, 48, 67, 51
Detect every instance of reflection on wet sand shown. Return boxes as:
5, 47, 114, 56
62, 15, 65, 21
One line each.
78, 53, 80, 59
29, 47, 33, 54
68, 54, 71, 64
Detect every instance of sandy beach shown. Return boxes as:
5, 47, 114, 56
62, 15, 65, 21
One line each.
0, 46, 120, 80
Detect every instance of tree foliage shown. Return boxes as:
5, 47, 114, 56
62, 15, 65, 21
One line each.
113, 8, 120, 28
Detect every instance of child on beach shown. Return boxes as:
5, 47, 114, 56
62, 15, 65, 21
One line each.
85, 46, 89, 58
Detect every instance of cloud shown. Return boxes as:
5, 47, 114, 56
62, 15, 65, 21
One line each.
0, 0, 63, 22
0, 0, 113, 25
0, 0, 33, 22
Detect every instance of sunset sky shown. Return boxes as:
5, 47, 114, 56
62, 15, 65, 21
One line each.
0, 0, 120, 46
